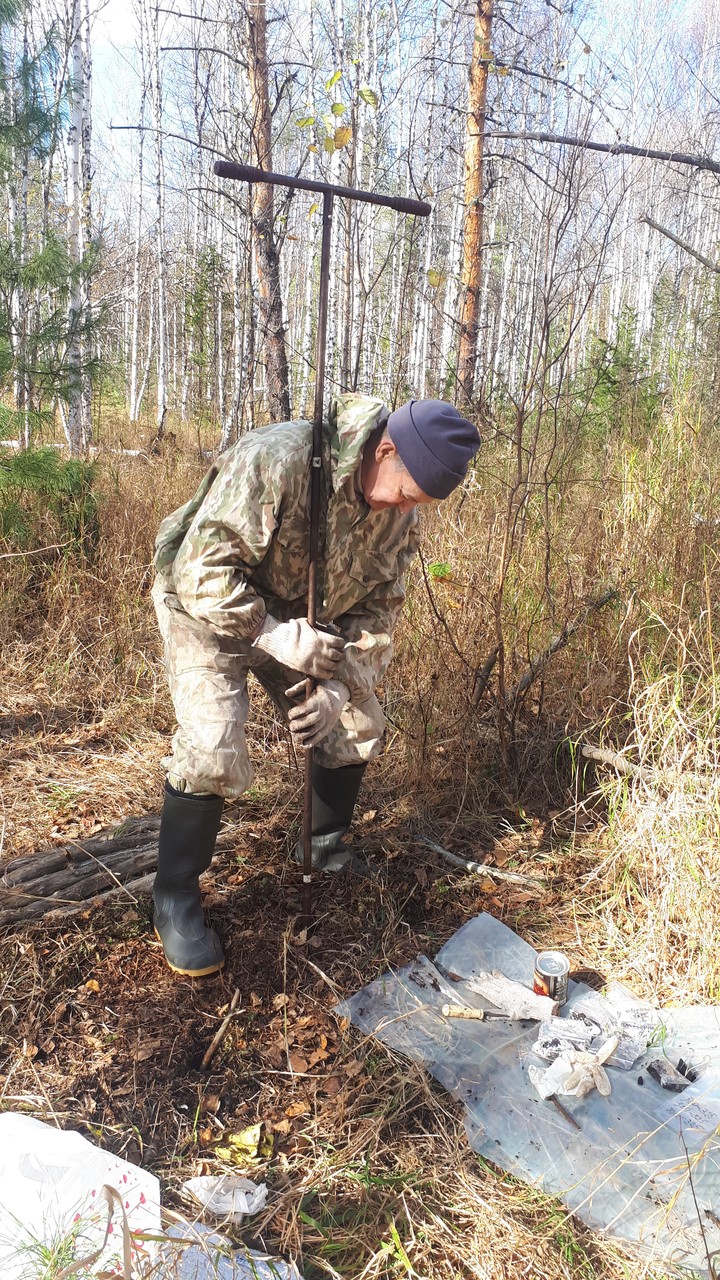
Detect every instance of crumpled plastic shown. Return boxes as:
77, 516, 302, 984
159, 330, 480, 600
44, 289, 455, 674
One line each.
531, 992, 659, 1072
161, 1221, 303, 1279
571, 987, 660, 1070
181, 1175, 268, 1224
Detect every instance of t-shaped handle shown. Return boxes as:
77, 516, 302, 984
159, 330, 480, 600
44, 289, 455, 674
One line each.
214, 160, 431, 217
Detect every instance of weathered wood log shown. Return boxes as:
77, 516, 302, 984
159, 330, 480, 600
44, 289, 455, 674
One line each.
0, 817, 162, 927
4, 818, 161, 885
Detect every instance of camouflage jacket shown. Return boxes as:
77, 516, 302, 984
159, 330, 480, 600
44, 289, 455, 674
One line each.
154, 393, 420, 699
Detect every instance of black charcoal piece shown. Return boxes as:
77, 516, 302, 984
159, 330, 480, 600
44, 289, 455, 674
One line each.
647, 1058, 691, 1093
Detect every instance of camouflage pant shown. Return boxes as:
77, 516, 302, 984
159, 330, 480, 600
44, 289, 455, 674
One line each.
152, 581, 385, 798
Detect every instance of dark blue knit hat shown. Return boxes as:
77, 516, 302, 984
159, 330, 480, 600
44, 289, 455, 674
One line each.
387, 400, 480, 499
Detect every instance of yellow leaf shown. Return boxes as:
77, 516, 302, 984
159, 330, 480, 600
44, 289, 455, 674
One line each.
427, 268, 445, 288
308, 201, 319, 215
334, 125, 352, 149
325, 68, 342, 91
308, 144, 319, 154
85, 979, 100, 992
220, 1122, 262, 1160
323, 136, 335, 155
359, 86, 378, 108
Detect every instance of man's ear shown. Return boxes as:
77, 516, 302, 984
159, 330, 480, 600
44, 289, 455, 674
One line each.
374, 433, 398, 462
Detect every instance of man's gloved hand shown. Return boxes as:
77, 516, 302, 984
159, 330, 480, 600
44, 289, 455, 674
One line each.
285, 679, 350, 747
252, 615, 345, 679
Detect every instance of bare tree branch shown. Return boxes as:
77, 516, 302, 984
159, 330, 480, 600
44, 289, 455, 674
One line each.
642, 215, 720, 273
488, 130, 720, 176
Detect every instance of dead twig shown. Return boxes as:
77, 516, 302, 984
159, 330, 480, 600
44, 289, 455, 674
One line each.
506, 588, 619, 706
416, 835, 545, 888
581, 743, 656, 784
201, 988, 242, 1069
471, 646, 499, 705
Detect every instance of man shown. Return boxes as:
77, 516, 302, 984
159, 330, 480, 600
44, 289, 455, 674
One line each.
151, 393, 479, 976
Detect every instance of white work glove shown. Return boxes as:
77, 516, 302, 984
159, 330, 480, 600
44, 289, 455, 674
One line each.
252, 615, 345, 679
563, 1036, 619, 1097
285, 679, 350, 747
529, 1036, 619, 1101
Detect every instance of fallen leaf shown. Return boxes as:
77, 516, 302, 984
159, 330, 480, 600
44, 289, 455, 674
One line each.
344, 1058, 364, 1078
272, 993, 288, 1011
285, 1099, 310, 1118
289, 1052, 308, 1074
221, 1123, 262, 1158
321, 1076, 342, 1096
85, 979, 100, 993
272, 1118, 291, 1135
414, 866, 428, 888
131, 1039, 162, 1063
307, 1048, 328, 1068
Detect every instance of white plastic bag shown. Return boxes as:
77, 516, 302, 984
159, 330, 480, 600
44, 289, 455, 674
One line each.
182, 1175, 268, 1224
0, 1113, 160, 1278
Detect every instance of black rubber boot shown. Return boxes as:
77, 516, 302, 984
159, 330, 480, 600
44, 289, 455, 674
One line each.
295, 762, 367, 873
153, 781, 225, 977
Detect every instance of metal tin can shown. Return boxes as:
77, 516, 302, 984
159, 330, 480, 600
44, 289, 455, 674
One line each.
533, 950, 570, 1005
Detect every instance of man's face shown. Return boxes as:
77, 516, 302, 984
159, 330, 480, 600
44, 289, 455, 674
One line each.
361, 435, 437, 514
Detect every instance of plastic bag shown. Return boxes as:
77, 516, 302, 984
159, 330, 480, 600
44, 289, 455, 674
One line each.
182, 1175, 268, 1223
162, 1222, 303, 1279
0, 1113, 160, 1278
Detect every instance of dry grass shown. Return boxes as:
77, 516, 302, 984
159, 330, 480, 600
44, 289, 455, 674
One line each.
1, 395, 718, 1278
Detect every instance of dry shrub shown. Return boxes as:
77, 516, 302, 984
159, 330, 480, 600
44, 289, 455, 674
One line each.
573, 599, 720, 1002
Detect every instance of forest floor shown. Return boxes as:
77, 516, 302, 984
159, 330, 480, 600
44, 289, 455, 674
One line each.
0, 421, 705, 1280
0, 687, 675, 1280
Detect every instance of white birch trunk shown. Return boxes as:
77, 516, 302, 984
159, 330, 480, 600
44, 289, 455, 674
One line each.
65, 0, 88, 453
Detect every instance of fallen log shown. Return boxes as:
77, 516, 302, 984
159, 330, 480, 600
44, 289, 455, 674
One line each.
0, 817, 162, 927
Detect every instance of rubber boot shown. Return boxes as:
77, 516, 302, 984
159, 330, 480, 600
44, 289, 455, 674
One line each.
295, 762, 367, 873
153, 780, 225, 976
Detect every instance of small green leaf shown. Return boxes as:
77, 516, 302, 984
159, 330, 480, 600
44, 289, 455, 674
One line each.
428, 560, 452, 580
330, 101, 345, 116
308, 143, 319, 153
323, 135, 335, 154
295, 115, 315, 127
308, 201, 320, 215
427, 268, 445, 288
359, 86, 378, 108
325, 68, 342, 91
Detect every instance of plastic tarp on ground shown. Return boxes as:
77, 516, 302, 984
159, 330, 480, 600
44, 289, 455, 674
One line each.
338, 913, 720, 1274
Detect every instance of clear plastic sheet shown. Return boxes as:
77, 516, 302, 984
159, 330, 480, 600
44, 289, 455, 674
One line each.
337, 914, 720, 1274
